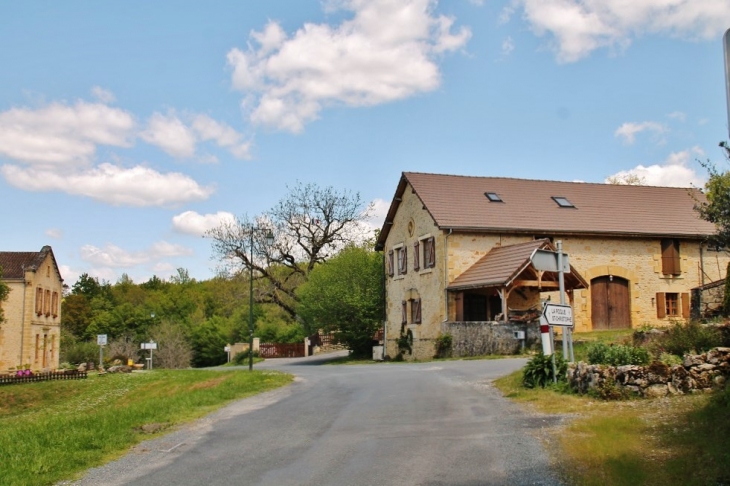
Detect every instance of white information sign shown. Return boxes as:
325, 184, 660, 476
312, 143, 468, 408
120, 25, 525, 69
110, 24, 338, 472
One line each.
530, 249, 570, 273
543, 303, 574, 327
97, 334, 107, 346
140, 342, 158, 350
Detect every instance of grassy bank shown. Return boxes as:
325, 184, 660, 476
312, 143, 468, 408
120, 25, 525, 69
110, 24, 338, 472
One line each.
0, 369, 292, 486
495, 353, 730, 485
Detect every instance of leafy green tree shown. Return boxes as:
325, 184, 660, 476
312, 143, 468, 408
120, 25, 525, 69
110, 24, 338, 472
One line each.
296, 245, 383, 357
190, 317, 228, 367
0, 265, 9, 323
695, 142, 730, 249
724, 262, 730, 317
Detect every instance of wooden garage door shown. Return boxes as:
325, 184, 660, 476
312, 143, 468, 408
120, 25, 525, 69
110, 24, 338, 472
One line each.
591, 276, 631, 330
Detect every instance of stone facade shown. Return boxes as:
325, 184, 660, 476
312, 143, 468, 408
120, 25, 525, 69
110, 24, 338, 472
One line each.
0, 247, 63, 371
381, 180, 730, 361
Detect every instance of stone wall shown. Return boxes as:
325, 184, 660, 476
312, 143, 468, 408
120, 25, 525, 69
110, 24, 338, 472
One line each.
567, 347, 730, 398
441, 321, 540, 357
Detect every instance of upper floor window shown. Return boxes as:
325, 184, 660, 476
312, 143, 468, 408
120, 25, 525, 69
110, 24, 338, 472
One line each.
413, 241, 420, 272
387, 250, 394, 277
396, 246, 407, 275
423, 237, 435, 269
552, 196, 575, 208
661, 239, 681, 276
35, 287, 43, 315
485, 192, 502, 202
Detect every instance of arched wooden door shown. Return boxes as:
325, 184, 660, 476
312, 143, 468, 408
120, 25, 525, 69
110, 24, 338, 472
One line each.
591, 276, 631, 330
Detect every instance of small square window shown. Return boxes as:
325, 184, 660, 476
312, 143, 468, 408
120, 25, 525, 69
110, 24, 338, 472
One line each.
552, 196, 575, 208
485, 192, 502, 202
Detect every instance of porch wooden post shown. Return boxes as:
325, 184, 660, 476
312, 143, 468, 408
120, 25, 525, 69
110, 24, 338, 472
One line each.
455, 292, 464, 321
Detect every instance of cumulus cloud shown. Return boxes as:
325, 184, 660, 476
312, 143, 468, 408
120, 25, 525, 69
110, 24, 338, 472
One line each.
80, 241, 193, 268
91, 86, 116, 104
505, 0, 730, 63
45, 228, 64, 239
1, 163, 214, 207
140, 112, 197, 158
191, 115, 252, 159
228, 0, 471, 132
172, 210, 236, 236
604, 147, 706, 187
614, 121, 667, 144
0, 101, 135, 167
501, 36, 515, 57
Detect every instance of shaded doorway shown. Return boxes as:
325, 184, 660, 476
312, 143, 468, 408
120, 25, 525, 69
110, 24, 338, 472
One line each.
591, 276, 631, 330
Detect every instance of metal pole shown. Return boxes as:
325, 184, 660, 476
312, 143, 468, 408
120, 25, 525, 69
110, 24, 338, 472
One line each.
557, 241, 569, 361
724, 28, 730, 140
249, 227, 255, 372
99, 345, 103, 370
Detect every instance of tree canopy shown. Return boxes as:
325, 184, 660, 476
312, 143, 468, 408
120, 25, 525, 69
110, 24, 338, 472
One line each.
695, 142, 730, 249
207, 181, 372, 328
296, 245, 384, 357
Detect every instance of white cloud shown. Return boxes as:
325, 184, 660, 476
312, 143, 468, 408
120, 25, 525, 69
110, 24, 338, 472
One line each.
58, 264, 79, 285
1, 163, 214, 207
667, 111, 686, 122
172, 210, 236, 236
140, 112, 197, 158
45, 228, 64, 239
80, 241, 193, 268
91, 86, 116, 104
0, 101, 135, 167
614, 121, 666, 144
228, 0, 471, 132
191, 115, 251, 159
605, 147, 706, 187
508, 0, 730, 63
501, 36, 515, 57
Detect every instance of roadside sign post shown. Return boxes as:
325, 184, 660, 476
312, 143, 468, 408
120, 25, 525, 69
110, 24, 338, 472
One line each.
97, 334, 107, 369
532, 241, 575, 363
224, 345, 231, 363
141, 342, 157, 370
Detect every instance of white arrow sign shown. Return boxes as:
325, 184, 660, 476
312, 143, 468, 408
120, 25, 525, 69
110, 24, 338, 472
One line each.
543, 303, 574, 327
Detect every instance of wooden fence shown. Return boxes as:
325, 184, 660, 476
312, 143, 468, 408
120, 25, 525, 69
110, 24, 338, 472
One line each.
0, 370, 88, 386
259, 343, 305, 358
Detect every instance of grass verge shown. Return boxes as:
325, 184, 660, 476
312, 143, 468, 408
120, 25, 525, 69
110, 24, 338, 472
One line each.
494, 366, 730, 485
0, 369, 292, 486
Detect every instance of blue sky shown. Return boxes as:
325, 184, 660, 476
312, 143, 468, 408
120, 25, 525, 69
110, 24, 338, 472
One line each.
1, 0, 729, 287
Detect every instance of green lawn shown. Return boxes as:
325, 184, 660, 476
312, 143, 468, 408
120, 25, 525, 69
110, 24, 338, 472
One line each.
0, 369, 292, 486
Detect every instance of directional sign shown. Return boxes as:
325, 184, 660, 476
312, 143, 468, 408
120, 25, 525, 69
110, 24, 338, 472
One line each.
543, 303, 574, 327
530, 249, 570, 273
97, 334, 107, 346
140, 342, 158, 350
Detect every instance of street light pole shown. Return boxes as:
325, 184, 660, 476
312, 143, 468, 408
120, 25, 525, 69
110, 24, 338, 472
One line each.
248, 228, 255, 372
248, 226, 274, 372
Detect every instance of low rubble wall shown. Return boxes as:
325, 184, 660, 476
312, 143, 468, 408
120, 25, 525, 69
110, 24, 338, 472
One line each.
567, 347, 730, 398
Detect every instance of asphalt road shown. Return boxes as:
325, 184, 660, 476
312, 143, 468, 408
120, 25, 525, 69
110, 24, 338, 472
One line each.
68, 353, 565, 486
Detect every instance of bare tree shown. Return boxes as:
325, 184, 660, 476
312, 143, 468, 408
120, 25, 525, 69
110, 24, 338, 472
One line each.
207, 182, 373, 321
149, 319, 193, 369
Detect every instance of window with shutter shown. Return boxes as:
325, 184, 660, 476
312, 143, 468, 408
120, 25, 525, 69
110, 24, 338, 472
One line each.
387, 250, 394, 277
401, 300, 408, 324
661, 239, 681, 276
656, 293, 666, 318
44, 289, 51, 316
681, 292, 690, 318
52, 292, 59, 318
35, 288, 43, 315
397, 247, 407, 275
423, 237, 435, 268
413, 242, 420, 271
411, 299, 422, 324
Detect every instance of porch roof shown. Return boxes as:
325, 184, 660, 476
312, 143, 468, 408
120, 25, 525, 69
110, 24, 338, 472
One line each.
446, 239, 588, 291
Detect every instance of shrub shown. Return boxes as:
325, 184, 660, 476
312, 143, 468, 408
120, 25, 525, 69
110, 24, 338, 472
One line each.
232, 349, 260, 365
523, 353, 568, 388
588, 375, 629, 401
61, 340, 99, 365
586, 342, 650, 366
659, 321, 723, 357
434, 333, 453, 359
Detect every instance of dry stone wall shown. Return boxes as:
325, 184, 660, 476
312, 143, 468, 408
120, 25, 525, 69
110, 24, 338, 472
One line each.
442, 321, 540, 357
567, 347, 730, 398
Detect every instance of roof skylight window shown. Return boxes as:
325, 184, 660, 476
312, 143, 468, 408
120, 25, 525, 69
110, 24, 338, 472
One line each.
485, 192, 502, 202
552, 196, 575, 208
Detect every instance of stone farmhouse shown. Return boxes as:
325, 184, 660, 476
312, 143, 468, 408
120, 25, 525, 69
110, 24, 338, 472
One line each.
0, 246, 63, 371
375, 172, 730, 360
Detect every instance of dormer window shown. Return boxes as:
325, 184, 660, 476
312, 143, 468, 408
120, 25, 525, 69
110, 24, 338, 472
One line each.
552, 196, 575, 208
485, 192, 502, 202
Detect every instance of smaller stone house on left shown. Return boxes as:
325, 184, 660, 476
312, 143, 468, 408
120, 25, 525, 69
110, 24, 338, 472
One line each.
0, 246, 63, 371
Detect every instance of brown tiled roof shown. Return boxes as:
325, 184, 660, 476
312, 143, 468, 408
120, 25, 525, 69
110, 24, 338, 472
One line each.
0, 246, 61, 281
447, 239, 587, 291
376, 172, 714, 250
